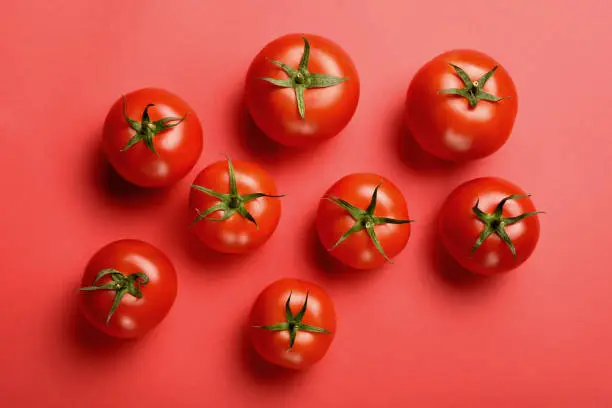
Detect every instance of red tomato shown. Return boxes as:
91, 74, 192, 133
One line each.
103, 88, 203, 187
189, 156, 283, 254
405, 50, 518, 161
79, 240, 177, 338
245, 34, 360, 147
316, 174, 413, 269
250, 278, 336, 369
439, 177, 542, 275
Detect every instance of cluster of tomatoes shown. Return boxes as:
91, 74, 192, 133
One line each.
80, 34, 543, 370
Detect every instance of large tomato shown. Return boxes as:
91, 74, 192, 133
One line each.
439, 177, 543, 275
245, 34, 360, 147
316, 174, 413, 269
103, 88, 203, 187
189, 156, 283, 254
405, 49, 518, 161
79, 240, 177, 338
250, 278, 336, 369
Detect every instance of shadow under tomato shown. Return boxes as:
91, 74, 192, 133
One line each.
393, 107, 466, 176
174, 204, 259, 272
304, 219, 383, 284
89, 139, 174, 208
426, 226, 506, 291
67, 283, 138, 356
230, 92, 323, 166
237, 318, 304, 385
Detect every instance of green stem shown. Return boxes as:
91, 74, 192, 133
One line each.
471, 195, 544, 258
439, 64, 507, 107
325, 182, 413, 263
190, 156, 285, 229
79, 269, 149, 325
259, 36, 348, 120
121, 95, 188, 154
254, 291, 331, 350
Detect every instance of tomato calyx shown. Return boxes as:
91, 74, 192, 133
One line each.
324, 183, 414, 263
79, 268, 149, 325
471, 194, 544, 257
254, 291, 331, 349
121, 95, 188, 155
260, 36, 348, 120
439, 64, 507, 108
190, 156, 285, 229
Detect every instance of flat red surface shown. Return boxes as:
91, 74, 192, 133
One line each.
1, 1, 611, 407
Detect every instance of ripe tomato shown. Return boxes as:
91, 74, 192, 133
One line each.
439, 177, 543, 275
103, 88, 203, 187
79, 240, 177, 338
316, 174, 413, 269
405, 50, 518, 161
189, 156, 283, 254
250, 278, 336, 369
245, 34, 360, 147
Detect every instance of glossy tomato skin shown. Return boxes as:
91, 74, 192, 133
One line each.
245, 33, 360, 147
439, 178, 540, 275
316, 174, 411, 269
250, 279, 336, 369
189, 160, 281, 254
79, 240, 178, 338
406, 50, 518, 161
103, 88, 203, 187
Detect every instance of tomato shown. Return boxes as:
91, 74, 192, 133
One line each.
439, 177, 543, 275
79, 240, 177, 338
405, 49, 518, 161
103, 88, 203, 187
245, 34, 360, 147
189, 156, 283, 254
250, 278, 336, 369
316, 174, 413, 269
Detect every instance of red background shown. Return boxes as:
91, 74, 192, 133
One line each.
2, 1, 611, 407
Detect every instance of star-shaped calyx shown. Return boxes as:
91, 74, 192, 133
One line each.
260, 36, 348, 120
471, 195, 544, 257
190, 156, 284, 227
121, 95, 188, 155
325, 183, 414, 263
80, 269, 149, 325
439, 64, 508, 108
254, 291, 331, 349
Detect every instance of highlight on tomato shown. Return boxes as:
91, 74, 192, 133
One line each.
249, 278, 336, 369
189, 156, 284, 254
439, 177, 543, 275
79, 239, 178, 338
103, 88, 203, 187
245, 33, 360, 147
316, 174, 413, 269
405, 49, 518, 161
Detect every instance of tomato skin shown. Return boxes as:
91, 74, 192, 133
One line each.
103, 88, 203, 187
79, 240, 178, 338
316, 174, 411, 269
249, 278, 336, 369
439, 177, 540, 275
189, 160, 281, 254
405, 50, 518, 161
245, 33, 360, 147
